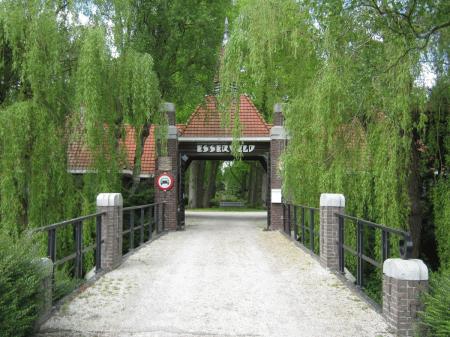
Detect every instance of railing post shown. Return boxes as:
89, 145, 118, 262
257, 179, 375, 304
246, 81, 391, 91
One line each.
293, 206, 298, 241
301, 207, 305, 243
383, 259, 428, 337
96, 193, 123, 271
140, 208, 144, 245
382, 230, 390, 262
162, 202, 166, 231
155, 203, 160, 234
356, 220, 363, 287
129, 210, 134, 251
287, 204, 291, 236
149, 206, 154, 239
309, 208, 315, 253
319, 193, 345, 271
36, 257, 53, 327
75, 221, 83, 278
338, 215, 344, 274
47, 228, 56, 263
95, 214, 102, 272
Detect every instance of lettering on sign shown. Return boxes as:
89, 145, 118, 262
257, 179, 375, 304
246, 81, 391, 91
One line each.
196, 144, 256, 153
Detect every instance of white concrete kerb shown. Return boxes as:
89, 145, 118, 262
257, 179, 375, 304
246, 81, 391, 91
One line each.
320, 193, 345, 207
96, 193, 123, 207
383, 258, 428, 281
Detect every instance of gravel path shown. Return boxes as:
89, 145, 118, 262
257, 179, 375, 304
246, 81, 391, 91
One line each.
38, 212, 393, 337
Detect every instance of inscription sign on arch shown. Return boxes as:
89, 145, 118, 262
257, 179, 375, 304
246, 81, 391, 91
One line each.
196, 144, 256, 153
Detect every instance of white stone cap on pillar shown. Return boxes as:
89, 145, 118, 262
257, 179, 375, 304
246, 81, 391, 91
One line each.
383, 258, 429, 281
270, 126, 287, 139
97, 193, 123, 207
164, 102, 175, 112
168, 125, 178, 139
274, 103, 282, 113
39, 257, 53, 276
320, 193, 345, 207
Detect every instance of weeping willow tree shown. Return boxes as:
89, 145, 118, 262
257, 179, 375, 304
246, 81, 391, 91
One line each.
0, 0, 161, 232
220, 0, 449, 265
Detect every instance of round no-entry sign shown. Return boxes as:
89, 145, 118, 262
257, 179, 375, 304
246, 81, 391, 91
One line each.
156, 172, 174, 191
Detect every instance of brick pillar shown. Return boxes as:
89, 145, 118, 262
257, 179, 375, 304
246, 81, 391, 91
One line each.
155, 102, 178, 231
383, 259, 428, 337
96, 193, 123, 270
319, 193, 345, 270
36, 257, 53, 327
270, 103, 287, 230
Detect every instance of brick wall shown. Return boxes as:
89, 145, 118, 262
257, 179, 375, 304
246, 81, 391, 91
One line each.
155, 137, 178, 231
383, 275, 427, 336
319, 205, 342, 270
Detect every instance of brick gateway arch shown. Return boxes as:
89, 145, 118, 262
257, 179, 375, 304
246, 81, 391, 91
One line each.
155, 95, 287, 231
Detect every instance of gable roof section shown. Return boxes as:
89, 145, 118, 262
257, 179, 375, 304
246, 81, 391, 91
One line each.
68, 125, 156, 177
180, 95, 270, 138
68, 95, 270, 177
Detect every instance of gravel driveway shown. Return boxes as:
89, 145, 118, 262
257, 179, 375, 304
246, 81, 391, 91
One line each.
38, 211, 393, 337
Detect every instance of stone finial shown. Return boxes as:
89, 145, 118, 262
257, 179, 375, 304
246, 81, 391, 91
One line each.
273, 103, 284, 126
164, 102, 176, 126
96, 193, 123, 207
320, 193, 346, 207
319, 193, 345, 271
383, 258, 428, 281
96, 193, 123, 270
383, 258, 429, 337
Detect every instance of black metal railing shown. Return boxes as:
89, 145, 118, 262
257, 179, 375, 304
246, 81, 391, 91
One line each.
32, 212, 105, 278
283, 204, 320, 255
336, 214, 413, 288
122, 202, 165, 254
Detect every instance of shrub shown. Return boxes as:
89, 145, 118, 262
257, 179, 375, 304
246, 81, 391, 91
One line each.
418, 268, 450, 337
0, 232, 45, 337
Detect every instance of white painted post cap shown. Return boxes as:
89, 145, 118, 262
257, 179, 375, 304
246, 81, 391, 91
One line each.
274, 103, 282, 113
383, 258, 429, 281
40, 257, 53, 276
320, 193, 345, 207
163, 102, 175, 112
96, 193, 123, 207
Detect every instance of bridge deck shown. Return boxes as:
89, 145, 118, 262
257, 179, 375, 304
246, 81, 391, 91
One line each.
38, 212, 393, 337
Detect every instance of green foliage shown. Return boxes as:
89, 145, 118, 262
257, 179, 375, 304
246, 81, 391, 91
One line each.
115, 0, 232, 121
0, 232, 45, 337
432, 178, 450, 269
222, 161, 250, 201
221, 0, 449, 253
418, 268, 450, 337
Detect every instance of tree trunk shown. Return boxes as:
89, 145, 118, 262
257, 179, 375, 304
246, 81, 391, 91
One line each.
254, 163, 263, 207
408, 117, 423, 258
196, 161, 206, 207
130, 125, 149, 196
247, 162, 263, 207
202, 161, 219, 207
188, 161, 199, 208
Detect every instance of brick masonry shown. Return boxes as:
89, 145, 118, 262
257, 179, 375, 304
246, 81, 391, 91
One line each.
383, 275, 428, 336
155, 106, 179, 231
319, 205, 344, 270
97, 202, 123, 271
270, 106, 286, 230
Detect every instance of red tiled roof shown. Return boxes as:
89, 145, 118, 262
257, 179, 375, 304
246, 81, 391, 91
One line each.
68, 125, 157, 176
180, 95, 270, 137
68, 95, 269, 176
